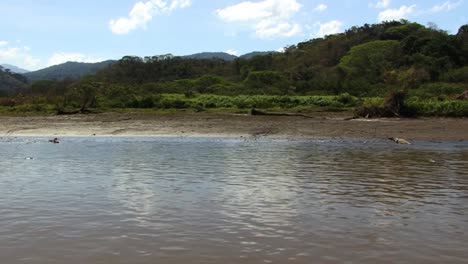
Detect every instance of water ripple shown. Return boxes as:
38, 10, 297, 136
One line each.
0, 137, 467, 263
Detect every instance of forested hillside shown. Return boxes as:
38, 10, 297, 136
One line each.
24, 60, 116, 82
92, 21, 467, 97
0, 64, 30, 74
0, 66, 28, 95
1, 21, 467, 116
183, 52, 237, 61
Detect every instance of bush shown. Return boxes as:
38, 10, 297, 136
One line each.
336, 93, 358, 106
441, 66, 468, 83
410, 82, 467, 99
355, 91, 410, 117
407, 99, 468, 117
0, 97, 16, 107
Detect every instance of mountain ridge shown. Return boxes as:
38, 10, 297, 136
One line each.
0, 64, 30, 74
183, 52, 238, 61
20, 51, 277, 81
0, 65, 28, 94
24, 60, 117, 82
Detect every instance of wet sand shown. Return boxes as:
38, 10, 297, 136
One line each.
0, 112, 467, 141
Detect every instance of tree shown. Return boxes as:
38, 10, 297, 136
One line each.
339, 40, 402, 83
60, 81, 101, 113
456, 25, 468, 63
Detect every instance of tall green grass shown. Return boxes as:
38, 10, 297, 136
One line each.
1, 93, 466, 117
100, 94, 359, 110
406, 99, 468, 117
356, 97, 468, 117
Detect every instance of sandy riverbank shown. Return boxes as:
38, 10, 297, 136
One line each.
1, 112, 467, 141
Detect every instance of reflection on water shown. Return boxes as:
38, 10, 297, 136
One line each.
0, 137, 467, 264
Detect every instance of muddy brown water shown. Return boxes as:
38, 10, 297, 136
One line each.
1, 137, 467, 264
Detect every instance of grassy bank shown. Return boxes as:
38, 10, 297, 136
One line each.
0, 94, 358, 114
1, 93, 467, 117
356, 96, 468, 118
101, 94, 359, 110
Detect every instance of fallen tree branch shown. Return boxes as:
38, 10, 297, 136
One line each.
251, 108, 315, 119
56, 108, 100, 115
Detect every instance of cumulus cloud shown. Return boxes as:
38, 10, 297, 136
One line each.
226, 49, 238, 56
255, 19, 302, 38
23, 55, 41, 69
0, 47, 20, 60
109, 0, 191, 34
431, 0, 462, 13
314, 3, 327, 12
370, 0, 391, 9
216, 0, 302, 39
1, 42, 102, 70
378, 5, 416, 21
315, 20, 343, 37
47, 52, 103, 67
0, 42, 41, 70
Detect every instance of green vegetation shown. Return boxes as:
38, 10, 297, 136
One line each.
1, 20, 467, 117
23, 60, 116, 82
0, 65, 28, 94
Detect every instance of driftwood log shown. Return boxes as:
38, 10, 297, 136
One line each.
250, 108, 315, 119
56, 108, 98, 115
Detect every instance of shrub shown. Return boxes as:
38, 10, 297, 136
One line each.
441, 66, 468, 83
410, 82, 467, 99
336, 93, 358, 106
407, 99, 468, 117
355, 91, 410, 117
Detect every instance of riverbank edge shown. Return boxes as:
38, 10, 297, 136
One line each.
1, 112, 467, 141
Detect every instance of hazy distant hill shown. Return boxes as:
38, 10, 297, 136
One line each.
24, 60, 116, 82
182, 51, 276, 61
239, 51, 277, 60
0, 65, 28, 94
1, 64, 30, 74
19, 51, 277, 82
184, 52, 237, 61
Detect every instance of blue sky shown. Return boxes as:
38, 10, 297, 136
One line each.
0, 0, 466, 70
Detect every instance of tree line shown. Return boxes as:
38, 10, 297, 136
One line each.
1, 20, 467, 114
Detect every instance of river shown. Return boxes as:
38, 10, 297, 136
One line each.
1, 137, 467, 263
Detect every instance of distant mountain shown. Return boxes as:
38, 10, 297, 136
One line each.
0, 65, 28, 94
17, 51, 278, 83
240, 51, 277, 60
1, 64, 30, 74
182, 51, 277, 61
24, 60, 116, 82
184, 52, 237, 61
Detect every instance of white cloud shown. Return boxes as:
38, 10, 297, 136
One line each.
216, 0, 302, 39
431, 1, 462, 13
23, 55, 41, 69
47, 52, 103, 67
109, 0, 191, 34
0, 42, 41, 70
315, 20, 343, 37
255, 19, 302, 38
370, 0, 391, 9
226, 49, 238, 56
378, 5, 416, 21
0, 47, 20, 60
314, 4, 328, 12
276, 47, 286, 53
0, 41, 104, 71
